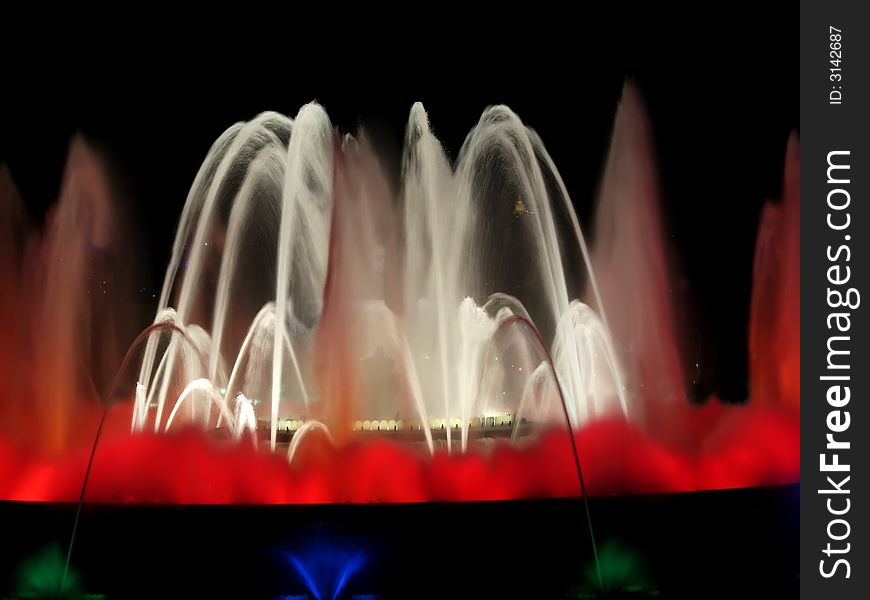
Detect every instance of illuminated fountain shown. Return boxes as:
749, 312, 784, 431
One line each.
0, 83, 800, 505
129, 95, 631, 457
0, 81, 802, 598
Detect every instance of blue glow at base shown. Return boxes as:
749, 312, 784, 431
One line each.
284, 542, 367, 600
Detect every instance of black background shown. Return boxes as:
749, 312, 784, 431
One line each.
0, 13, 798, 404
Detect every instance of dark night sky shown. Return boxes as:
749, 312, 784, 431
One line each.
0, 12, 798, 403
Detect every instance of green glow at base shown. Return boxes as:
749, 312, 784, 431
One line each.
13, 543, 94, 600
573, 539, 656, 597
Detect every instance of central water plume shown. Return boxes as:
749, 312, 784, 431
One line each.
131, 99, 632, 455
587, 85, 687, 440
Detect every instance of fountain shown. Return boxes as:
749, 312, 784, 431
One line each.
127, 99, 628, 454
0, 83, 800, 505
0, 82, 801, 598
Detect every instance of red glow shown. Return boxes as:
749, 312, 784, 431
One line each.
0, 404, 798, 504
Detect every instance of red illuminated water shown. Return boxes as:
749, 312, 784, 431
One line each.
0, 400, 798, 504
